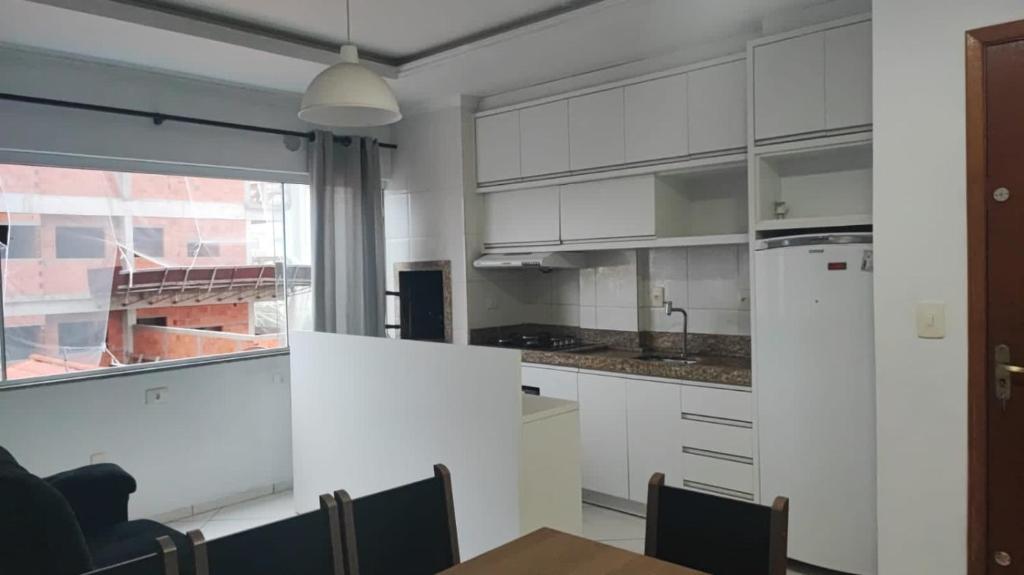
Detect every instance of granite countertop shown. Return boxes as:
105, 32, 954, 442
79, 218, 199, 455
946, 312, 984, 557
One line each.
521, 347, 751, 387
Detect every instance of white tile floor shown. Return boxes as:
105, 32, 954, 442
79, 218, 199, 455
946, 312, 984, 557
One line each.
167, 492, 841, 574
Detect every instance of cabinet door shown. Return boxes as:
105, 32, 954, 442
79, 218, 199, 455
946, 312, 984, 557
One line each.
688, 60, 747, 154
624, 74, 688, 163
627, 379, 683, 504
522, 365, 578, 401
569, 89, 625, 170
482, 187, 561, 246
559, 176, 655, 241
825, 21, 872, 130
753, 32, 826, 141
520, 101, 570, 177
476, 110, 520, 183
578, 373, 629, 499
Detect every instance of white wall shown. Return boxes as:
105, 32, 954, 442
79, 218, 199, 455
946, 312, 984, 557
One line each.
0, 46, 392, 181
873, 2, 1024, 574
387, 100, 474, 343
0, 354, 292, 519
290, 331, 520, 559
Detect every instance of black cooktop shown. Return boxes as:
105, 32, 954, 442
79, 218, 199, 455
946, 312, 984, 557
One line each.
491, 332, 592, 351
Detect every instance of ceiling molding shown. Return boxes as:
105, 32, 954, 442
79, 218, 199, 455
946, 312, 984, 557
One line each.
25, 0, 401, 75
25, 0, 624, 77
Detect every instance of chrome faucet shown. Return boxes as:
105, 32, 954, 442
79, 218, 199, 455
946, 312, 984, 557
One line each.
664, 301, 688, 358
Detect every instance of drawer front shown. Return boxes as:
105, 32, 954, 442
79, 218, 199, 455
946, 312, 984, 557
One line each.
680, 417, 753, 458
680, 386, 752, 422
522, 366, 578, 402
682, 451, 754, 497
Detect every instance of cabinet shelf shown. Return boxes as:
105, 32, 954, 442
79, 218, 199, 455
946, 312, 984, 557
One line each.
755, 215, 871, 232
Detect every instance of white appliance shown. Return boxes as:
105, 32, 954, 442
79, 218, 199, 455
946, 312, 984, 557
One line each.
473, 252, 584, 270
754, 233, 876, 575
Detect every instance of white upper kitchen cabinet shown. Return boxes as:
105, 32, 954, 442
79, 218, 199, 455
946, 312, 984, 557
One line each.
476, 110, 520, 183
519, 101, 570, 177
560, 176, 656, 241
624, 74, 688, 163
824, 21, 872, 130
753, 31, 826, 141
569, 88, 626, 171
688, 59, 747, 154
627, 379, 683, 504
482, 186, 561, 247
578, 372, 630, 499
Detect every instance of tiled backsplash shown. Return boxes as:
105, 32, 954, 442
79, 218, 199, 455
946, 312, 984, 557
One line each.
470, 245, 750, 336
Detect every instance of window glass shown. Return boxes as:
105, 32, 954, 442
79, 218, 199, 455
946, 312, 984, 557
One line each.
133, 226, 165, 258
56, 227, 106, 258
0, 164, 311, 382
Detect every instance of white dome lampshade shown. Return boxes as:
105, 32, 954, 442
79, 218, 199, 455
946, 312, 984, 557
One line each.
299, 45, 402, 127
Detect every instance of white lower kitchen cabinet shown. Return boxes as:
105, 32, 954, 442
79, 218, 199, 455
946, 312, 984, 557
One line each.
521, 364, 579, 401
577, 372, 630, 500
626, 378, 683, 505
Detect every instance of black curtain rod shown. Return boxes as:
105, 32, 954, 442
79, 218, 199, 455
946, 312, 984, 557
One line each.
0, 92, 398, 150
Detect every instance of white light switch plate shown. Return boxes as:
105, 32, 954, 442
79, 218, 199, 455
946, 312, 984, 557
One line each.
915, 302, 946, 339
650, 287, 665, 307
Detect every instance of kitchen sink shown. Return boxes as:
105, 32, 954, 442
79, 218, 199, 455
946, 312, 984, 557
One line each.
636, 354, 698, 365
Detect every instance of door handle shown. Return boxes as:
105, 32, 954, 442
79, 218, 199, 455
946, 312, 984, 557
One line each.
994, 344, 1024, 407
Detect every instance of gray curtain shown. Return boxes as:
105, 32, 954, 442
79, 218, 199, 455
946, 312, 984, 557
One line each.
309, 131, 386, 336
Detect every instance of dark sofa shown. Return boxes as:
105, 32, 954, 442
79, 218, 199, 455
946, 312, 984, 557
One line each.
0, 446, 189, 575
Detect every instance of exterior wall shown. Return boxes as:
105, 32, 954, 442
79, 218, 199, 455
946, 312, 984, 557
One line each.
132, 325, 278, 361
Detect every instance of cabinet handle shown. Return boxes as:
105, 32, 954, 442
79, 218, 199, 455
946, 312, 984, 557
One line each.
682, 480, 754, 501
682, 446, 753, 465
680, 412, 752, 428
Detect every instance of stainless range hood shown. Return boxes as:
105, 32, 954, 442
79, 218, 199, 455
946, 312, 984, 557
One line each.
473, 252, 585, 270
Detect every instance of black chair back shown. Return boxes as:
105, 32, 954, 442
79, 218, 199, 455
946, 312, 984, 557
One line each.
0, 445, 94, 575
335, 464, 459, 575
190, 494, 344, 575
84, 536, 179, 575
645, 473, 789, 575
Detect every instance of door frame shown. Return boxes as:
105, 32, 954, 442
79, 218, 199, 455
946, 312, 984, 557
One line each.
966, 18, 1024, 575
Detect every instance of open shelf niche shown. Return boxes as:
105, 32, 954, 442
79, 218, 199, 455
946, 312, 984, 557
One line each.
654, 163, 748, 238
753, 140, 872, 234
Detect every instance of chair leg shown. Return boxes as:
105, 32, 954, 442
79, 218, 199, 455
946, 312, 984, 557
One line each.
320, 494, 347, 575
768, 496, 790, 575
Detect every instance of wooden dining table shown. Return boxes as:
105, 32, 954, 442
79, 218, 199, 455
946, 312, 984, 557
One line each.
439, 527, 708, 575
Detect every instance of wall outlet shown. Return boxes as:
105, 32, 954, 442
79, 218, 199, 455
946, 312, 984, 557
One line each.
485, 295, 499, 310
650, 287, 665, 307
145, 387, 169, 405
90, 452, 109, 464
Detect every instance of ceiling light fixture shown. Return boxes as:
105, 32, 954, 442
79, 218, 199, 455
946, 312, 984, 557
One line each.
298, 0, 401, 127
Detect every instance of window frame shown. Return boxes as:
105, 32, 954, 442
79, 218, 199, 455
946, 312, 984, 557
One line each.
0, 154, 310, 391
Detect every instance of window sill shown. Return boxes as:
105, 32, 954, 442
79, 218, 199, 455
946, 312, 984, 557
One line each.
0, 347, 290, 392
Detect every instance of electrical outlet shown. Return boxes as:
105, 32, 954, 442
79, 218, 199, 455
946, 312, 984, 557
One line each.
650, 287, 665, 307
485, 296, 499, 310
145, 387, 169, 405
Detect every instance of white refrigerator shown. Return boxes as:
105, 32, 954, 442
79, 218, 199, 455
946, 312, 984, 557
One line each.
754, 233, 877, 575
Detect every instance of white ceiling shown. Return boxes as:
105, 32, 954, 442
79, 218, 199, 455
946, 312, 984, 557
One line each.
0, 0, 865, 113
168, 0, 580, 59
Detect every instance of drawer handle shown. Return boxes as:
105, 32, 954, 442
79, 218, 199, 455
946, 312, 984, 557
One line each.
680, 413, 752, 428
682, 480, 754, 501
682, 446, 754, 465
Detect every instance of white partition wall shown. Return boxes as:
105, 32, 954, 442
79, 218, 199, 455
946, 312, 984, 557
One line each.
289, 331, 522, 559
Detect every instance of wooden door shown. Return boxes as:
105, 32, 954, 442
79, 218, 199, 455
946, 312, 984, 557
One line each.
967, 19, 1024, 575
626, 378, 683, 504
578, 372, 630, 499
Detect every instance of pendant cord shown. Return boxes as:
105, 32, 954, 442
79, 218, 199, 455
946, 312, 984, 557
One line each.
345, 0, 351, 45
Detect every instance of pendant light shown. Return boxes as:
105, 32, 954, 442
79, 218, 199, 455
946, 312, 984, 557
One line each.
299, 0, 402, 127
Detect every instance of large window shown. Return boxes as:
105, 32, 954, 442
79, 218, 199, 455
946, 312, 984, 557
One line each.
0, 163, 312, 383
